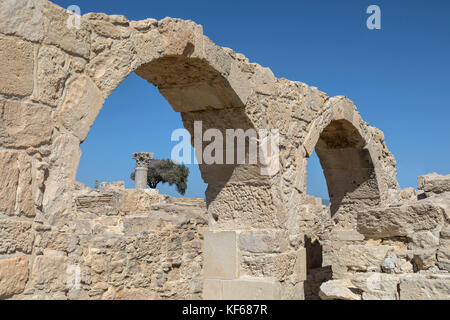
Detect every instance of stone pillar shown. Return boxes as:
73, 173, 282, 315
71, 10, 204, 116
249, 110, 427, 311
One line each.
132, 152, 154, 189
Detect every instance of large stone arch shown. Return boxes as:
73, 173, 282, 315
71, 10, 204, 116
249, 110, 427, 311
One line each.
0, 0, 399, 300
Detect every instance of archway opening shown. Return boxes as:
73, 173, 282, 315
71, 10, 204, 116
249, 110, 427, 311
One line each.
76, 72, 207, 198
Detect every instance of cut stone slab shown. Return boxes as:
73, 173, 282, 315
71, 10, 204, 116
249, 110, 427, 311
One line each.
0, 256, 29, 299
418, 173, 450, 194
222, 278, 281, 300
319, 279, 361, 300
357, 200, 445, 238
0, 36, 34, 97
203, 231, 238, 279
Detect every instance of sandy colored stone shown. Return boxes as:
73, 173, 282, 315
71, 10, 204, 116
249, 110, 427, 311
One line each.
0, 219, 34, 254
0, 256, 29, 299
0, 99, 53, 148
37, 46, 69, 107
319, 279, 361, 300
0, 36, 34, 96
222, 278, 281, 300
399, 275, 450, 300
40, 0, 90, 59
418, 173, 450, 194
31, 253, 68, 292
57, 76, 104, 141
357, 200, 445, 238
203, 231, 238, 279
0, 0, 44, 42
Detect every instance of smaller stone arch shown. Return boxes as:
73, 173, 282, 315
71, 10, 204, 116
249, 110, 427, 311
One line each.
302, 96, 398, 227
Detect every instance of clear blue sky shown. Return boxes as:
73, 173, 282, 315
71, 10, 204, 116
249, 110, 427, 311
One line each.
54, 0, 450, 199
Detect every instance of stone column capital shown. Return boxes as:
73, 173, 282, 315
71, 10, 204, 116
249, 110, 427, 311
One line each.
132, 152, 154, 168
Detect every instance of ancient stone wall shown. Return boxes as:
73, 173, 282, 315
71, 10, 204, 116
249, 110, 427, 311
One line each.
0, 0, 420, 300
1, 181, 207, 300
318, 173, 450, 300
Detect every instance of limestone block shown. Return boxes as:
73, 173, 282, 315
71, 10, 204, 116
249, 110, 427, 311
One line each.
240, 252, 297, 282
86, 39, 136, 97
222, 278, 281, 300
0, 256, 29, 299
0, 219, 34, 254
0, 0, 44, 42
0, 99, 53, 148
203, 231, 238, 279
57, 76, 104, 142
294, 247, 307, 282
250, 65, 276, 96
37, 46, 69, 107
239, 229, 288, 253
158, 18, 202, 57
357, 200, 445, 239
409, 230, 440, 249
362, 292, 396, 300
418, 173, 450, 194
0, 151, 19, 216
90, 20, 130, 39
40, 0, 90, 59
437, 247, 450, 264
399, 275, 450, 300
412, 248, 437, 270
131, 28, 164, 65
330, 230, 365, 241
43, 134, 81, 224
319, 279, 361, 300
350, 273, 400, 295
281, 281, 305, 300
202, 279, 222, 300
121, 189, 163, 214
0, 36, 34, 96
31, 253, 68, 292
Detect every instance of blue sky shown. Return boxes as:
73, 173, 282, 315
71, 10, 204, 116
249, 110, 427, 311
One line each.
54, 0, 450, 199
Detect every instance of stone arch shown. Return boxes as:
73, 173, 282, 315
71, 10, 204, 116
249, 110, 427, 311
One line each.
42, 13, 269, 227
0, 0, 400, 300
300, 96, 398, 227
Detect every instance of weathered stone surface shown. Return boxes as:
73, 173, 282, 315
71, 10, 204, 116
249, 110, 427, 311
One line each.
399, 275, 450, 300
37, 46, 69, 107
222, 278, 281, 300
418, 173, 450, 194
239, 229, 288, 253
336, 245, 393, 272
204, 231, 238, 279
357, 200, 445, 238
0, 219, 34, 254
202, 279, 222, 300
57, 76, 104, 141
31, 253, 68, 292
0, 99, 53, 148
42, 134, 81, 224
0, 0, 44, 42
409, 230, 440, 249
319, 279, 361, 300
4, 0, 448, 301
0, 36, 34, 96
0, 256, 29, 299
0, 151, 19, 216
412, 248, 437, 270
41, 0, 90, 58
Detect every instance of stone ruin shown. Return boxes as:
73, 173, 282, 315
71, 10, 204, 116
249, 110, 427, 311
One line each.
0, 0, 448, 300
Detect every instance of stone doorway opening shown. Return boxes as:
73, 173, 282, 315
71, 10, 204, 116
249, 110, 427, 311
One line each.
303, 119, 382, 299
